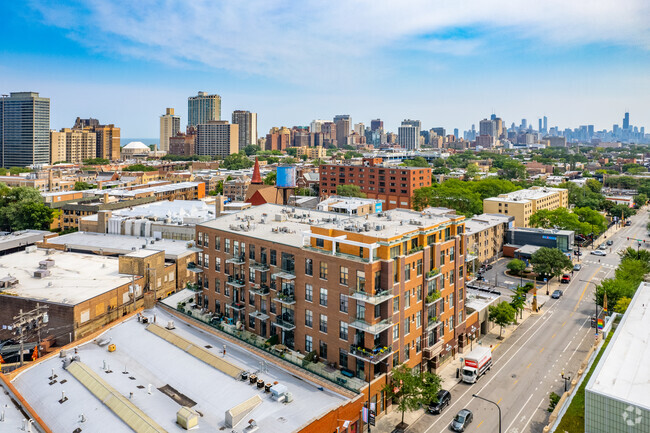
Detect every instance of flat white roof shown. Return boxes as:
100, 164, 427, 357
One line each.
12, 307, 348, 433
107, 182, 201, 198
465, 214, 512, 235
0, 249, 132, 305
484, 187, 566, 203
586, 282, 650, 410
0, 381, 30, 430
46, 232, 194, 260
106, 199, 214, 223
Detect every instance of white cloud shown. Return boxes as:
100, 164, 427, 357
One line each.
29, 0, 650, 84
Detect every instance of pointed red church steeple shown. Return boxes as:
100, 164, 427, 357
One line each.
251, 157, 263, 184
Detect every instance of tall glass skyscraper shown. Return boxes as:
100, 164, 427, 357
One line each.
187, 92, 221, 129
0, 92, 50, 168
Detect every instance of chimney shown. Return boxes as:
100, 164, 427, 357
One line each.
251, 157, 262, 184
103, 193, 109, 204
215, 195, 226, 217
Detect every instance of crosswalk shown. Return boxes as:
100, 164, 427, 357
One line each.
580, 260, 616, 269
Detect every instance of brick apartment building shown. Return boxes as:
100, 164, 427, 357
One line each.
195, 203, 468, 405
319, 157, 432, 210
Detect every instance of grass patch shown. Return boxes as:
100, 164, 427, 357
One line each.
555, 330, 614, 432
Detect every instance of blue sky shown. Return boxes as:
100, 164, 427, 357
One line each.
2, 0, 650, 138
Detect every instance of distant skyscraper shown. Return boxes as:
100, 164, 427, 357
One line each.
310, 119, 327, 133
490, 114, 497, 120
623, 112, 630, 130
543, 116, 548, 134
0, 92, 50, 168
479, 119, 496, 137
333, 115, 351, 146
453, 128, 459, 139
196, 121, 238, 158
188, 92, 221, 128
159, 108, 181, 152
538, 118, 542, 132
232, 110, 258, 151
398, 119, 421, 150
521, 119, 528, 130
370, 119, 383, 131
431, 127, 445, 137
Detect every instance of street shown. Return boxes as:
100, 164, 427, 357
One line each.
405, 210, 648, 433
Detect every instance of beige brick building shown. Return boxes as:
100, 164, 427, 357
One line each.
482, 186, 568, 227
464, 213, 514, 269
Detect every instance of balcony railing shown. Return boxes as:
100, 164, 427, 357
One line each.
349, 344, 393, 364
273, 317, 296, 331
226, 255, 246, 265
226, 277, 245, 288
273, 291, 296, 305
425, 291, 441, 305
426, 268, 441, 279
348, 317, 392, 335
422, 339, 444, 360
250, 261, 270, 272
226, 301, 245, 311
271, 270, 296, 280
425, 315, 441, 330
349, 287, 392, 305
249, 284, 271, 296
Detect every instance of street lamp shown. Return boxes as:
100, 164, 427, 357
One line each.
472, 393, 501, 433
469, 326, 477, 351
544, 277, 549, 296
580, 279, 599, 336
561, 370, 571, 393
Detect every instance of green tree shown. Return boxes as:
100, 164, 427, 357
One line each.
530, 247, 573, 281
634, 193, 648, 207
614, 297, 631, 314
607, 203, 636, 220
243, 144, 261, 156
529, 208, 593, 236
336, 185, 366, 198
507, 259, 526, 276
74, 181, 94, 191
286, 147, 298, 157
263, 171, 276, 185
83, 157, 110, 165
500, 159, 527, 180
221, 152, 254, 170
464, 163, 480, 180
0, 185, 56, 231
283, 157, 297, 164
123, 164, 157, 172
383, 364, 441, 425
488, 301, 516, 338
402, 156, 429, 167
573, 207, 608, 235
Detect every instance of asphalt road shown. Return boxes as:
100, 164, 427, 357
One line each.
406, 210, 648, 433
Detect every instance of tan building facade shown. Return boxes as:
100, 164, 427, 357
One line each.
50, 130, 66, 164
464, 213, 514, 269
482, 186, 569, 227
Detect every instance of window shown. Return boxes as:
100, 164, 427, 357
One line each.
416, 336, 421, 353
249, 267, 255, 283
215, 279, 220, 293
305, 310, 313, 327
224, 286, 230, 297
319, 314, 328, 333
320, 288, 328, 306
340, 348, 348, 368
340, 266, 349, 285
270, 250, 276, 266
305, 335, 313, 353
305, 284, 313, 302
357, 270, 365, 292
249, 315, 255, 329
449, 315, 454, 330
416, 259, 423, 276
393, 297, 399, 313
450, 270, 455, 286
449, 293, 454, 309
416, 285, 422, 302
393, 324, 399, 340
459, 265, 464, 279
404, 345, 410, 362
416, 311, 422, 328
225, 238, 230, 254
393, 351, 399, 367
340, 294, 348, 313
404, 318, 411, 335
340, 321, 348, 340
405, 263, 411, 281
440, 249, 445, 265
249, 244, 255, 260
404, 291, 410, 309
320, 262, 328, 279
316, 238, 324, 248
203, 254, 209, 268
305, 259, 313, 276
215, 257, 221, 272
215, 236, 220, 251
197, 232, 203, 246
459, 310, 463, 324
249, 290, 255, 305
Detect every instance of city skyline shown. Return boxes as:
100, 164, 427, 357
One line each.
2, 1, 650, 138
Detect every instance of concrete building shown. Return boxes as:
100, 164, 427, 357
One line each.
479, 118, 497, 138
316, 196, 383, 215
73, 118, 121, 161
585, 282, 650, 433
196, 121, 239, 159
505, 227, 574, 253
232, 110, 257, 151
371, 119, 384, 131
169, 132, 196, 156
320, 157, 432, 210
334, 115, 351, 147
188, 91, 221, 128
294, 145, 326, 159
0, 230, 54, 256
0, 92, 50, 168
120, 141, 151, 159
196, 204, 469, 389
398, 119, 421, 150
49, 130, 66, 164
58, 127, 96, 164
159, 107, 180, 152
223, 176, 250, 202
464, 214, 514, 267
482, 186, 569, 227
265, 126, 291, 151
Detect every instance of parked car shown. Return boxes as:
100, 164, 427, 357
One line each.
450, 409, 473, 432
561, 274, 571, 283
428, 389, 451, 414
625, 220, 631, 226
551, 289, 563, 299
573, 264, 582, 271
574, 250, 583, 256
591, 250, 606, 256
606, 240, 613, 246
598, 243, 607, 250
483, 264, 493, 270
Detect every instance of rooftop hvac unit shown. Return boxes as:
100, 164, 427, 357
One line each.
25, 245, 37, 253
34, 269, 50, 278
176, 406, 199, 430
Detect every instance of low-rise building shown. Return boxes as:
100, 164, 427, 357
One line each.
464, 214, 514, 267
504, 227, 574, 254
483, 186, 569, 227
223, 176, 251, 201
605, 195, 635, 208
317, 196, 383, 215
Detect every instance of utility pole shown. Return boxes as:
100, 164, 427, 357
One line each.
12, 304, 49, 367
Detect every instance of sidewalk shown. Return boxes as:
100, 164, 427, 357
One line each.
373, 303, 541, 433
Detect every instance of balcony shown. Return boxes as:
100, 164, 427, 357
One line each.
249, 284, 271, 296
273, 291, 296, 305
273, 317, 296, 331
422, 339, 444, 360
349, 288, 392, 305
226, 277, 245, 288
349, 344, 393, 364
426, 268, 441, 280
348, 317, 392, 335
425, 315, 441, 331
250, 261, 270, 272
271, 270, 296, 280
226, 255, 246, 265
226, 301, 246, 311
425, 291, 441, 306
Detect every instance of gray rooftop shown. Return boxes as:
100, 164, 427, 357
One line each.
586, 282, 650, 410
484, 186, 566, 203
0, 230, 50, 252
465, 214, 513, 235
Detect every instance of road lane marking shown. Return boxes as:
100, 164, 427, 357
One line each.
527, 363, 532, 369
521, 395, 548, 432
477, 420, 484, 428
562, 340, 572, 353
539, 347, 545, 354
562, 320, 567, 326
505, 393, 534, 433
423, 309, 555, 433
513, 379, 519, 385
497, 398, 502, 405
552, 333, 556, 339
574, 266, 602, 312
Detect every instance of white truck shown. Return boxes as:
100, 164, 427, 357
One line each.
461, 346, 492, 384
